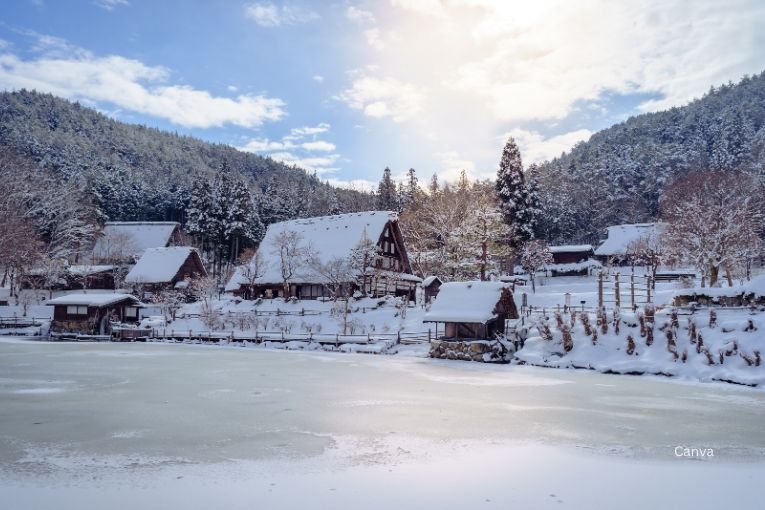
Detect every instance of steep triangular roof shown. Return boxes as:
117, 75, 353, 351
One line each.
92, 222, 180, 260
226, 211, 399, 289
125, 247, 205, 284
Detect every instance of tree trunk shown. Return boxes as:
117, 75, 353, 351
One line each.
724, 265, 733, 287
480, 240, 487, 281
709, 265, 719, 287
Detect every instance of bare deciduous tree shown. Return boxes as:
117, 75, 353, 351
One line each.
661, 170, 763, 287
272, 230, 309, 301
520, 240, 553, 293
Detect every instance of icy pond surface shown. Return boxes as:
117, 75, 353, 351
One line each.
1, 339, 764, 509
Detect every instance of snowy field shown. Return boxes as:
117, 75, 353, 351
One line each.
1, 338, 764, 509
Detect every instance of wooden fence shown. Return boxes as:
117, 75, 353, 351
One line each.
0, 317, 48, 328
146, 328, 430, 346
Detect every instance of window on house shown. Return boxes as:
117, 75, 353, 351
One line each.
125, 306, 138, 318
66, 305, 88, 316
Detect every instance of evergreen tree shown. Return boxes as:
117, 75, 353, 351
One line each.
401, 168, 421, 211
496, 137, 534, 248
429, 173, 439, 195
376, 167, 397, 211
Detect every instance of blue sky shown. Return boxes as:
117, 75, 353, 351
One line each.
2, 0, 765, 189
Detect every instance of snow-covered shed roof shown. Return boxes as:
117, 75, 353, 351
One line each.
67, 265, 114, 275
46, 293, 140, 307
92, 222, 180, 260
125, 247, 203, 284
423, 281, 511, 323
549, 244, 593, 254
422, 276, 441, 287
226, 211, 400, 289
594, 223, 666, 256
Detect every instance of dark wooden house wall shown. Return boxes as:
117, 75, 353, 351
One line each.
170, 251, 207, 285
51, 299, 139, 334
552, 250, 593, 265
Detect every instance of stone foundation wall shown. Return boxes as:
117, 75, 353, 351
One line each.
429, 339, 514, 363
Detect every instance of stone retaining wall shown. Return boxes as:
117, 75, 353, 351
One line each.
429, 339, 514, 363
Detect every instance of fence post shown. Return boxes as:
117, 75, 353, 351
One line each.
336, 333, 339, 348
597, 271, 604, 308
630, 273, 635, 310
428, 328, 431, 343
647, 277, 653, 303
614, 272, 621, 309
397, 331, 401, 345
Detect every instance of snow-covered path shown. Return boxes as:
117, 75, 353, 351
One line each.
1, 339, 764, 509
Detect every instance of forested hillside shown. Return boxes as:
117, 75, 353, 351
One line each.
0, 90, 374, 224
533, 72, 765, 244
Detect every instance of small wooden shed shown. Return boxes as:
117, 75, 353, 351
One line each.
548, 244, 595, 277
423, 281, 518, 340
47, 293, 142, 335
421, 276, 442, 304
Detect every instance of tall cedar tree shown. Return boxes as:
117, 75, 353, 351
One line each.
496, 137, 534, 248
376, 167, 398, 211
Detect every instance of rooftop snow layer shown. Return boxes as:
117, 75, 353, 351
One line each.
46, 293, 140, 307
92, 222, 179, 260
423, 281, 511, 323
549, 244, 593, 253
422, 276, 440, 287
125, 247, 198, 284
67, 265, 114, 275
227, 211, 398, 289
594, 223, 666, 256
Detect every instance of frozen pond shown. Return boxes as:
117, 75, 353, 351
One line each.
1, 339, 764, 509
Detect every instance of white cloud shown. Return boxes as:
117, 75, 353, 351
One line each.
93, 0, 129, 10
338, 75, 424, 122
312, 74, 324, 83
379, 0, 765, 123
346, 5, 375, 23
268, 152, 340, 174
244, 2, 319, 27
436, 151, 478, 182
284, 122, 331, 139
364, 28, 386, 50
336, 0, 765, 176
390, 0, 444, 16
0, 50, 285, 129
301, 140, 336, 152
504, 128, 593, 165
239, 123, 340, 174
325, 177, 377, 191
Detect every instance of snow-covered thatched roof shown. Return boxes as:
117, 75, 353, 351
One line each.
92, 222, 180, 260
594, 223, 666, 257
125, 247, 202, 284
226, 211, 399, 289
46, 293, 140, 307
423, 281, 511, 323
550, 244, 593, 254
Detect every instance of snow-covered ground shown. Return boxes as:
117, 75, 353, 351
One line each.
3, 272, 764, 387
1, 338, 764, 509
